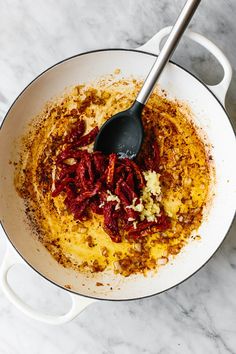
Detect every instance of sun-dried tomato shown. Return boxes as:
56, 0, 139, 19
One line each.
74, 126, 99, 147
76, 160, 93, 190
51, 119, 170, 243
122, 158, 145, 188
114, 164, 126, 180
103, 202, 121, 243
128, 215, 170, 240
106, 153, 117, 189
115, 180, 138, 220
126, 172, 135, 190
120, 180, 137, 202
65, 119, 86, 143
58, 164, 78, 180
52, 177, 75, 197
64, 183, 77, 197
72, 199, 90, 221
76, 182, 101, 204
93, 151, 107, 176
83, 153, 95, 184
57, 148, 86, 163
90, 197, 104, 214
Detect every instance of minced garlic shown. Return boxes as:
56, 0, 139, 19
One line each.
132, 221, 138, 229
63, 158, 77, 165
140, 171, 162, 222
125, 170, 162, 222
51, 165, 56, 192
126, 197, 144, 212
106, 190, 120, 209
143, 171, 161, 196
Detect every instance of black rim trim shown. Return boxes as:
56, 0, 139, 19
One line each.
0, 47, 235, 302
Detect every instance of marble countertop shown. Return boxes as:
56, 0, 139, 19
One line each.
0, 0, 236, 353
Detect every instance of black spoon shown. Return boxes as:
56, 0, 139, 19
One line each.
94, 0, 201, 158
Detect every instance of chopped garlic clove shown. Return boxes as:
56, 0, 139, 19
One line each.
64, 158, 77, 165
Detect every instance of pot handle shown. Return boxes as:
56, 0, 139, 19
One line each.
138, 26, 232, 106
0, 245, 96, 325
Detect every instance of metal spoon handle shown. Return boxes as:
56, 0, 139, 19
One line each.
136, 0, 201, 105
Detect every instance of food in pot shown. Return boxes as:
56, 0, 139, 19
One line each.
15, 76, 212, 276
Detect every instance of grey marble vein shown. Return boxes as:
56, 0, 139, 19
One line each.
0, 0, 236, 353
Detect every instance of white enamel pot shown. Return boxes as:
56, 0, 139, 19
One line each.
0, 27, 235, 325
